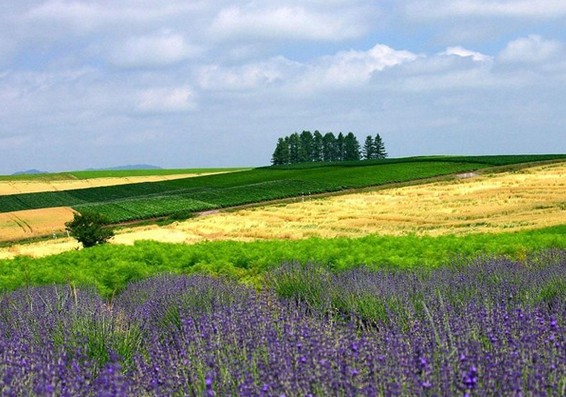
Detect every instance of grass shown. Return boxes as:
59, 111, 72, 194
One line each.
0, 225, 564, 298
0, 167, 247, 181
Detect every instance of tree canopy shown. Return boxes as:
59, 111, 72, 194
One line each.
272, 131, 387, 165
65, 211, 115, 248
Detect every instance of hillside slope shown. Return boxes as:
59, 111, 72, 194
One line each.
1, 155, 564, 226
1, 161, 565, 258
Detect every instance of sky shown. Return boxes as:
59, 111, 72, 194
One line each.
0, 1, 565, 174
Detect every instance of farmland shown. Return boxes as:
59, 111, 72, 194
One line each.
0, 168, 243, 195
112, 161, 566, 244
0, 207, 75, 242
1, 155, 565, 225
0, 155, 565, 396
0, 159, 565, 257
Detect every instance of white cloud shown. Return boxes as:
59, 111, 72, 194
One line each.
137, 87, 196, 113
498, 35, 564, 63
26, 0, 103, 30
1, 2, 565, 173
197, 44, 418, 93
93, 129, 166, 147
210, 4, 374, 41
109, 33, 200, 68
198, 57, 300, 91
407, 0, 566, 19
24, 1, 204, 31
298, 44, 418, 90
442, 46, 492, 62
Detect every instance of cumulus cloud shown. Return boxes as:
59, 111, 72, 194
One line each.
197, 44, 418, 93
24, 1, 204, 33
298, 44, 418, 91
498, 35, 564, 63
109, 33, 200, 68
407, 0, 566, 19
25, 0, 104, 31
442, 47, 492, 62
209, 4, 375, 41
198, 57, 300, 91
0, 1, 565, 173
137, 87, 196, 113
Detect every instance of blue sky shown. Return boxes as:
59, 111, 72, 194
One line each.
1, 0, 565, 174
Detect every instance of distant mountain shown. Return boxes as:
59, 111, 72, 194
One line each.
86, 164, 162, 171
12, 169, 46, 175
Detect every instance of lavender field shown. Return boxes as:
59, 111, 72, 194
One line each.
1, 251, 564, 396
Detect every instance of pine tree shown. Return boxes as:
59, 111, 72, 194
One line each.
374, 133, 387, 159
288, 133, 301, 163
322, 132, 337, 162
271, 137, 290, 165
343, 132, 361, 161
312, 130, 323, 162
299, 130, 314, 162
363, 135, 375, 160
336, 132, 345, 161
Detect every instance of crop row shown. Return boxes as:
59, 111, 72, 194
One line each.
2, 156, 565, 223
69, 160, 496, 223
75, 196, 218, 223
269, 154, 566, 169
0, 160, 489, 217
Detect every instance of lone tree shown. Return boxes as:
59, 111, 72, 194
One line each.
65, 211, 114, 248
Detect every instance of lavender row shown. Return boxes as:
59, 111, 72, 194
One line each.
0, 252, 564, 396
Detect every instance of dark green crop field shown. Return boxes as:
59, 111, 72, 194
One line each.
1, 155, 565, 224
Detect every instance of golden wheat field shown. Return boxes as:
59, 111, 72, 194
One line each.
0, 207, 76, 242
0, 172, 225, 195
111, 162, 566, 245
1, 162, 565, 259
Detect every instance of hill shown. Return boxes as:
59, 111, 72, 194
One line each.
12, 169, 46, 175
0, 155, 565, 226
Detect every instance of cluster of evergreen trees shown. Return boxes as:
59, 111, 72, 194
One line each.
271, 131, 387, 165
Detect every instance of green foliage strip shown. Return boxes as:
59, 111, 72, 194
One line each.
1, 225, 564, 298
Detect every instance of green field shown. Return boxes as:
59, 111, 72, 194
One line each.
1, 225, 564, 298
2, 155, 565, 224
0, 167, 247, 181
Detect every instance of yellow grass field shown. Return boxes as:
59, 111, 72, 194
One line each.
0, 172, 227, 195
1, 162, 565, 259
112, 162, 566, 245
0, 207, 76, 242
